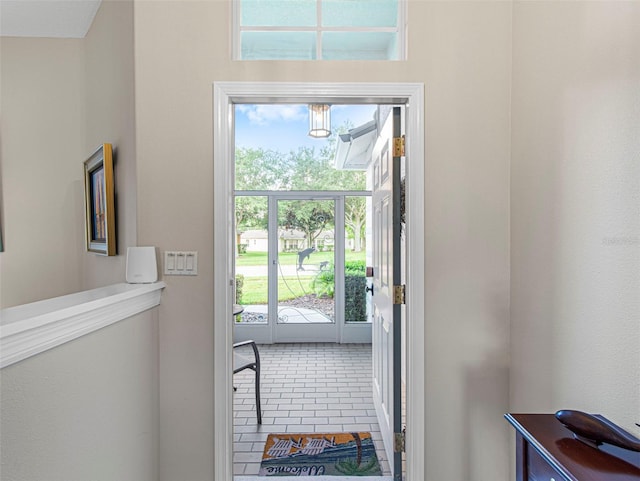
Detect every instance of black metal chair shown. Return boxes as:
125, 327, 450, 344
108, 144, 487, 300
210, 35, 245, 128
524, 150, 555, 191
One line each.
233, 340, 262, 424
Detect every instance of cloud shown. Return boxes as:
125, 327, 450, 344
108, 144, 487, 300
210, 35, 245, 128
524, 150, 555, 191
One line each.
238, 104, 307, 126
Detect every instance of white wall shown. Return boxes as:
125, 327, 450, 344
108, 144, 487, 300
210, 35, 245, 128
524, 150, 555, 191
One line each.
133, 2, 511, 480
510, 2, 640, 433
0, 309, 159, 481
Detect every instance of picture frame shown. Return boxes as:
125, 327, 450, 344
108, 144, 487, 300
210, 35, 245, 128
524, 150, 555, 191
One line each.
84, 143, 116, 256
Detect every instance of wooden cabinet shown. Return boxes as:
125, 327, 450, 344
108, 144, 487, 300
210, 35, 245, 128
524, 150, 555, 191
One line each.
505, 413, 640, 481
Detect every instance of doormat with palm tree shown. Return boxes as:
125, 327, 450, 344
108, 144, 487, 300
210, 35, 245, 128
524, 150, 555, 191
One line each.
259, 432, 382, 477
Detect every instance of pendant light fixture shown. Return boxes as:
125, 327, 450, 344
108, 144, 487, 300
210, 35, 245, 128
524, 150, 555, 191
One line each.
308, 104, 331, 138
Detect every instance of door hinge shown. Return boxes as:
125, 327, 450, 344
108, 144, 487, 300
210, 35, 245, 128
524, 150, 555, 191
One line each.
393, 284, 406, 305
393, 135, 405, 157
394, 427, 406, 453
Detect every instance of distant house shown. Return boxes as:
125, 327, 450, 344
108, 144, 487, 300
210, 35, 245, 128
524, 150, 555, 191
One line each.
278, 229, 307, 252
240, 229, 271, 252
240, 229, 341, 252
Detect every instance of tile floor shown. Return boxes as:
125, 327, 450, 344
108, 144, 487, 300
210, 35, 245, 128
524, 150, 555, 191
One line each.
232, 343, 391, 477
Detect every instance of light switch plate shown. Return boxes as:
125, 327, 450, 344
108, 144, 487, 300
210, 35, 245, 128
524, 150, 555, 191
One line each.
164, 251, 198, 276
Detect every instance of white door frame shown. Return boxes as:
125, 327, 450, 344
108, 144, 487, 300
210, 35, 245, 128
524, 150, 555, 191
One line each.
213, 82, 425, 481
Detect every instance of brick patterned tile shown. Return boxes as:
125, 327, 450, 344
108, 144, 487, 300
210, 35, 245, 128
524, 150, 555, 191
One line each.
233, 343, 392, 476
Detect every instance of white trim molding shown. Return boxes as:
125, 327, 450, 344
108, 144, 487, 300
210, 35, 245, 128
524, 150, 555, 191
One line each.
213, 82, 425, 481
0, 282, 166, 368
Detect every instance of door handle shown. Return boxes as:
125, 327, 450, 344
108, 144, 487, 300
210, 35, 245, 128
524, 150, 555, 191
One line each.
365, 285, 374, 296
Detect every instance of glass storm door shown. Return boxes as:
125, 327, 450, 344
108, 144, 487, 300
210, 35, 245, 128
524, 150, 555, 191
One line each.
272, 197, 339, 342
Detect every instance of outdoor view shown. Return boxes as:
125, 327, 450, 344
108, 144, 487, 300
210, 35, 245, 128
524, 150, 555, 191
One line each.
234, 104, 375, 328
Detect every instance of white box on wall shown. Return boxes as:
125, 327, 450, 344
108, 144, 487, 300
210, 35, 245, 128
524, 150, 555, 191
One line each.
126, 247, 158, 283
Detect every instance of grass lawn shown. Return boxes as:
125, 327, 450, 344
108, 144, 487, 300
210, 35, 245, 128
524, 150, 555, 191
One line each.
236, 250, 365, 267
239, 276, 316, 304
236, 250, 366, 304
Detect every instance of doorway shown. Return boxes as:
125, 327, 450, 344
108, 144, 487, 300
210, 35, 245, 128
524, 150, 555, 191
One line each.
213, 82, 425, 481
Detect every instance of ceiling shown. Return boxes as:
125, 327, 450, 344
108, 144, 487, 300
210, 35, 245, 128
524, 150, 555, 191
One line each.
0, 0, 101, 38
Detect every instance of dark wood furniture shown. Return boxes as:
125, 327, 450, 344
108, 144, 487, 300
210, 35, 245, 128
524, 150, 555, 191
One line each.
505, 413, 640, 481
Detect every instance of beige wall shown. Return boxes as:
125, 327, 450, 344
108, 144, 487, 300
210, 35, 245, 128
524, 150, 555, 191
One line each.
0, 3, 157, 481
83, 0, 137, 288
0, 0, 136, 308
0, 37, 86, 307
134, 1, 511, 480
511, 1, 640, 433
4, 2, 638, 481
0, 309, 159, 481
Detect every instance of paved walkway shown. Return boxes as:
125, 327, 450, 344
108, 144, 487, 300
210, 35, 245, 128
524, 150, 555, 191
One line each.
237, 264, 327, 277
242, 304, 332, 324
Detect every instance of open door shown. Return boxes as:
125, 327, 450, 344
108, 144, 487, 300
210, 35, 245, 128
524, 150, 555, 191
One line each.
371, 106, 403, 479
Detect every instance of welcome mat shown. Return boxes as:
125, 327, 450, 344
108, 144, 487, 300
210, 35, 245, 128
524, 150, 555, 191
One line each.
259, 432, 383, 477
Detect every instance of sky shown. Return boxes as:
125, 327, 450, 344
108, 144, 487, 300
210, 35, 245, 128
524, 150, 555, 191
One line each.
234, 104, 377, 152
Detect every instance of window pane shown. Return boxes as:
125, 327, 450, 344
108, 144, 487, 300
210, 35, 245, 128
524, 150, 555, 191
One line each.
241, 31, 317, 60
322, 31, 397, 60
322, 0, 397, 27
345, 196, 369, 323
241, 0, 316, 27
277, 199, 335, 324
235, 196, 269, 324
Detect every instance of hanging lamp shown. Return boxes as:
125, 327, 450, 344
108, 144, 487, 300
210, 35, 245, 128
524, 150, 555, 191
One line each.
308, 104, 331, 138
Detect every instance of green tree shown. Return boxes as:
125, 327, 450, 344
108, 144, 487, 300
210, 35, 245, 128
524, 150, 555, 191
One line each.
235, 147, 290, 190
285, 143, 367, 252
345, 196, 367, 252
235, 196, 268, 249
234, 123, 369, 252
280, 200, 334, 249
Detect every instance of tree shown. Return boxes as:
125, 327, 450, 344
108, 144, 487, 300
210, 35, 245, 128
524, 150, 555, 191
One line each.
280, 200, 334, 249
234, 148, 284, 253
234, 122, 369, 252
234, 196, 268, 247
285, 142, 368, 252
344, 196, 367, 252
235, 147, 290, 190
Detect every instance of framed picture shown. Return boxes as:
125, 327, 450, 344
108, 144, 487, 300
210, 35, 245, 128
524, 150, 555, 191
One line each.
84, 143, 116, 256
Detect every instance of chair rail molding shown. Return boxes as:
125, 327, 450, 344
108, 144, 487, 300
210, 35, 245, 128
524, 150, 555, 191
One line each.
0, 282, 166, 368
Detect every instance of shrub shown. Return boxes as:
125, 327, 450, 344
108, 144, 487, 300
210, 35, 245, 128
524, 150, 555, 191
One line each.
344, 260, 366, 321
235, 274, 244, 303
311, 268, 334, 298
345, 260, 365, 275
310, 260, 367, 321
345, 274, 367, 322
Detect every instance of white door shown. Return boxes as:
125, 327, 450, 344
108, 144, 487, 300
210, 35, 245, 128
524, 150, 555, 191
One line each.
371, 107, 403, 478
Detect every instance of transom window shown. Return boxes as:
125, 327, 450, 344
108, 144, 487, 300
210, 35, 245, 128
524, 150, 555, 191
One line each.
234, 0, 406, 60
